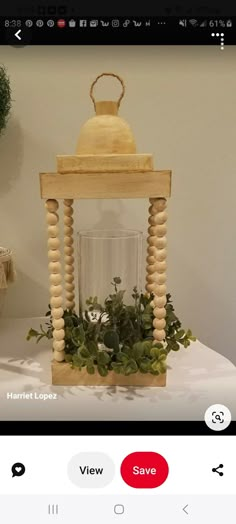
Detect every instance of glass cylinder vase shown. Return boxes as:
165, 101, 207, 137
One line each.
78, 229, 143, 318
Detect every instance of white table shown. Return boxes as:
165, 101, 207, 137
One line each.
0, 317, 235, 420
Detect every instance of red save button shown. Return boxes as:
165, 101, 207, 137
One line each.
120, 452, 169, 488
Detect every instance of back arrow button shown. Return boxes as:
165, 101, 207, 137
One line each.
15, 30, 22, 41
183, 504, 189, 515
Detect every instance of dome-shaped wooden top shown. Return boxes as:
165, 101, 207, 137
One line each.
76, 73, 136, 155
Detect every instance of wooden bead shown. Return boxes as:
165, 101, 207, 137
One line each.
47, 225, 59, 237
46, 212, 58, 225
64, 199, 73, 205
147, 234, 167, 248
65, 283, 75, 292
48, 238, 60, 250
48, 261, 62, 273
64, 236, 73, 246
153, 295, 167, 307
146, 264, 156, 275
49, 274, 62, 285
155, 237, 167, 249
46, 199, 59, 212
53, 339, 65, 350
64, 246, 73, 255
156, 261, 167, 273
148, 213, 167, 226
145, 282, 155, 293
53, 318, 65, 330
150, 198, 167, 211
155, 284, 167, 296
153, 318, 166, 329
64, 215, 74, 226
65, 264, 74, 273
148, 205, 157, 216
64, 226, 74, 236
148, 236, 166, 248
154, 307, 166, 319
146, 265, 167, 288
53, 350, 65, 362
53, 340, 65, 352
50, 284, 63, 297
65, 300, 75, 310
156, 224, 167, 237
146, 255, 156, 265
155, 211, 168, 224
65, 256, 74, 264
51, 307, 64, 319
50, 296, 63, 308
148, 215, 160, 226
53, 328, 65, 341
147, 245, 158, 256
65, 274, 74, 283
66, 292, 74, 302
48, 250, 60, 262
146, 273, 157, 283
153, 329, 166, 341
148, 225, 157, 236
64, 206, 73, 216
148, 235, 162, 247
155, 274, 166, 285
155, 249, 167, 261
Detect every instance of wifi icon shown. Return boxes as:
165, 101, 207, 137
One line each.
189, 19, 198, 26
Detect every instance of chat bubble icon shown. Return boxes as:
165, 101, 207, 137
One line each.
12, 462, 26, 478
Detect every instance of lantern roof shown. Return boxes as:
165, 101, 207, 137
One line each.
76, 73, 136, 155
39, 72, 171, 201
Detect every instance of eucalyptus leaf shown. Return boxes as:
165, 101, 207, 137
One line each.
175, 329, 185, 340
79, 345, 91, 359
124, 359, 138, 375
87, 340, 98, 356
104, 330, 120, 351
97, 365, 108, 377
97, 351, 110, 365
86, 365, 95, 374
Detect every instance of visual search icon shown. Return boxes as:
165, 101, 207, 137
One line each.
12, 462, 26, 477
204, 404, 231, 431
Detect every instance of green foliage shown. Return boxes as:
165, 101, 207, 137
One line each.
0, 66, 11, 135
27, 277, 196, 377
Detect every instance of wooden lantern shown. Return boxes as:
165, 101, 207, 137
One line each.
39, 73, 171, 386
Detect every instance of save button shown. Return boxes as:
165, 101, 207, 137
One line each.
120, 452, 169, 488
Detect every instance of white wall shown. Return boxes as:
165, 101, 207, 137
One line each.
0, 45, 235, 363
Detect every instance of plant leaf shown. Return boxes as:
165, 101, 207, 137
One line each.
97, 365, 108, 376
86, 365, 95, 374
104, 330, 120, 351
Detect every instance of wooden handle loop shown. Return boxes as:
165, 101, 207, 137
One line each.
90, 72, 125, 110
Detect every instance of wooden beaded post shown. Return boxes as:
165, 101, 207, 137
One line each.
63, 199, 75, 310
46, 199, 65, 362
146, 197, 167, 343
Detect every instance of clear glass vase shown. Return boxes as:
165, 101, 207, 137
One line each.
78, 229, 143, 319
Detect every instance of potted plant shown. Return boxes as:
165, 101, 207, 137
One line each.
0, 65, 15, 315
0, 64, 11, 136
27, 277, 196, 385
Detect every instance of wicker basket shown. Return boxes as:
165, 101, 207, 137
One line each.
0, 247, 16, 316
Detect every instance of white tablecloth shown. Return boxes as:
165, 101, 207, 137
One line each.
0, 317, 235, 421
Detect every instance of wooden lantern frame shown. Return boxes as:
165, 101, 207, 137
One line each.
39, 74, 172, 387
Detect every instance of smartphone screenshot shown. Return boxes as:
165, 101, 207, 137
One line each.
0, 3, 235, 523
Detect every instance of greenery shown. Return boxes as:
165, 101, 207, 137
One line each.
0, 66, 11, 135
27, 277, 196, 377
